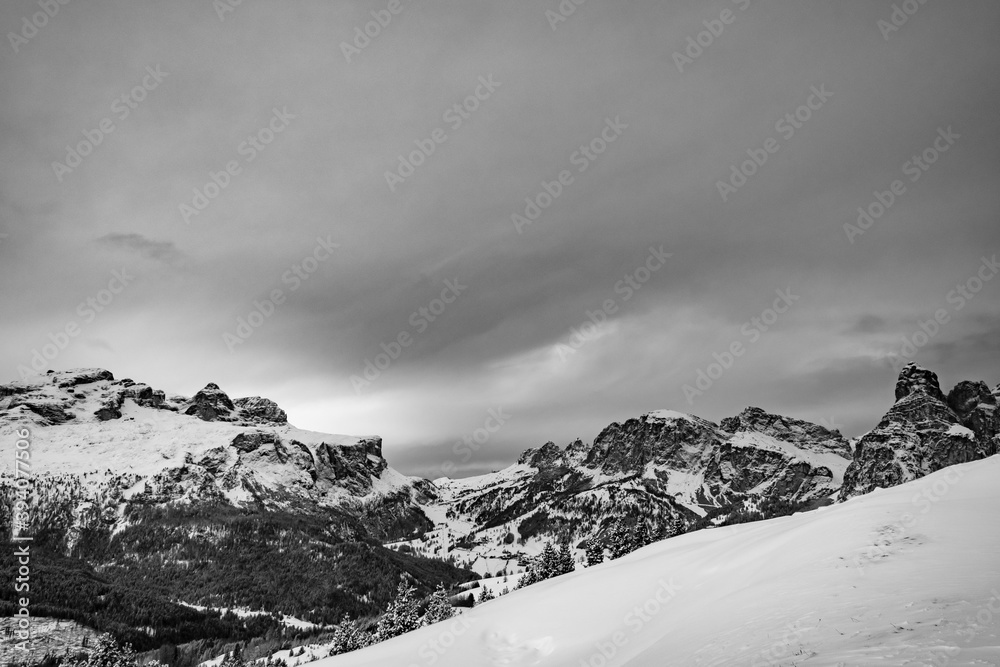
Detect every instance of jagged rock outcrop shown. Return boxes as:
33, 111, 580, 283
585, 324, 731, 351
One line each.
234, 396, 288, 424
185, 383, 237, 421
839, 363, 999, 500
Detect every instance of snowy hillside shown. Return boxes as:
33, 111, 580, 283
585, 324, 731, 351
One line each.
323, 456, 1000, 666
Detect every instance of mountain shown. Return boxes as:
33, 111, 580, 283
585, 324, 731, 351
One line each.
840, 362, 1000, 499
0, 369, 474, 661
4, 362, 998, 665
0, 368, 434, 538
323, 455, 1000, 666
400, 407, 853, 576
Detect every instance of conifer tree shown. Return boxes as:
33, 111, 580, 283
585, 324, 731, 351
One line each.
539, 542, 560, 579
608, 520, 634, 560
375, 580, 422, 641
634, 521, 650, 549
585, 539, 605, 566
329, 618, 368, 655
557, 542, 575, 575
478, 587, 496, 603
422, 584, 455, 625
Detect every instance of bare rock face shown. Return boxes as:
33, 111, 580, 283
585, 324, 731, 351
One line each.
895, 363, 947, 403
184, 383, 237, 421
234, 396, 288, 424
839, 363, 999, 500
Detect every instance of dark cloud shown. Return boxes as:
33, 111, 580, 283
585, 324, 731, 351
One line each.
1, 0, 998, 476
96, 233, 183, 264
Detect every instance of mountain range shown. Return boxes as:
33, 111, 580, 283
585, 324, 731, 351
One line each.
1, 362, 997, 665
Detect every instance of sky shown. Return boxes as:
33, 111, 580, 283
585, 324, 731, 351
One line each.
1, 0, 999, 479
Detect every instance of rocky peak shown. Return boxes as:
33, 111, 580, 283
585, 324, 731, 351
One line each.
947, 380, 996, 416
894, 362, 946, 403
840, 364, 998, 500
518, 441, 564, 468
234, 396, 288, 424
185, 383, 237, 422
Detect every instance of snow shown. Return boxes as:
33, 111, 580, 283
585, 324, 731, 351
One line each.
947, 423, 976, 439
729, 431, 850, 485
320, 456, 1000, 666
645, 410, 694, 423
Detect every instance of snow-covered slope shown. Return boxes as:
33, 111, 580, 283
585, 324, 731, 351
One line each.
323, 456, 1000, 666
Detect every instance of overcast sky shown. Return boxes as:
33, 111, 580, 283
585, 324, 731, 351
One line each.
2, 0, 999, 478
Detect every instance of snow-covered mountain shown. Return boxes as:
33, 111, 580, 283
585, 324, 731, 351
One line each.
401, 362, 999, 580
0, 368, 434, 542
323, 455, 1000, 666
401, 407, 852, 575
3, 361, 998, 665
841, 362, 1000, 499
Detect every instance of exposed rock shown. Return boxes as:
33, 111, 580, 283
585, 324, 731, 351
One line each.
947, 380, 996, 415
10, 399, 76, 425
234, 396, 288, 424
231, 431, 278, 453
840, 363, 998, 500
518, 442, 564, 468
56, 368, 115, 388
894, 362, 946, 403
184, 383, 236, 421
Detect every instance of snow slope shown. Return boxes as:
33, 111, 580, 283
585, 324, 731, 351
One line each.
321, 456, 1000, 666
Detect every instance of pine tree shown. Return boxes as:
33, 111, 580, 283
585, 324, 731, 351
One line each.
634, 521, 650, 549
608, 520, 634, 560
672, 515, 685, 536
329, 618, 368, 655
539, 542, 560, 580
63, 634, 146, 667
478, 587, 495, 603
557, 542, 575, 575
585, 539, 605, 566
375, 580, 422, 641
422, 584, 455, 625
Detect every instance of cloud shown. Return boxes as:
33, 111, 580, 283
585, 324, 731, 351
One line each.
95, 233, 183, 265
